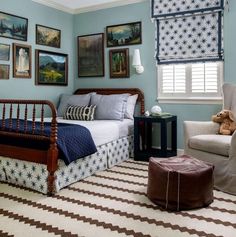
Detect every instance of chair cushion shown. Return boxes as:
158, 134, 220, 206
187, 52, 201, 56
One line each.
189, 134, 231, 157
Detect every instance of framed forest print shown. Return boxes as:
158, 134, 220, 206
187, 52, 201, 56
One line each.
0, 11, 28, 41
13, 43, 31, 78
36, 24, 61, 48
78, 33, 104, 77
109, 48, 129, 78
0, 64, 9, 79
35, 49, 68, 86
106, 21, 142, 47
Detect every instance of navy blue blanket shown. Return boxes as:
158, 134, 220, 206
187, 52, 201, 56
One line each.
0, 119, 97, 165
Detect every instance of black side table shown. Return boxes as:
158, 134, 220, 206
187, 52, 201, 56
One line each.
134, 115, 177, 161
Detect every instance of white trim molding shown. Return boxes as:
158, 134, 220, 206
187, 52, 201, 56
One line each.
32, 0, 74, 14
32, 0, 147, 14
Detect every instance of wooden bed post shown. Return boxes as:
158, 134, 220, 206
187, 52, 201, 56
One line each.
46, 113, 58, 196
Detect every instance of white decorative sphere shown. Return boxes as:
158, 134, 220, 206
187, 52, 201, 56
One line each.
151, 105, 162, 115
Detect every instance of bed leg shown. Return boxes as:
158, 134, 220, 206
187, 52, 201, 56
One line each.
47, 172, 55, 196
46, 144, 58, 196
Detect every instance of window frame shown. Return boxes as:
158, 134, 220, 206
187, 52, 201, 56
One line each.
157, 62, 224, 104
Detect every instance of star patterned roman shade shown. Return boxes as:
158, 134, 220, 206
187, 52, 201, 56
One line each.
152, 0, 224, 64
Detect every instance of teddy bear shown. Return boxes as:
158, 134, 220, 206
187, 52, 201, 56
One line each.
212, 110, 236, 135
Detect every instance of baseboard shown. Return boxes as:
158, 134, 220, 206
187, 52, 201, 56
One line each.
177, 149, 184, 156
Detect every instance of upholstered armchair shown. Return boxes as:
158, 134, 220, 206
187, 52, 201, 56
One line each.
184, 83, 236, 195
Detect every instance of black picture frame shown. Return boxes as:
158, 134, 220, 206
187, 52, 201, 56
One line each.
106, 21, 142, 47
0, 64, 10, 79
78, 33, 104, 77
0, 11, 28, 41
0, 43, 10, 61
109, 48, 129, 78
13, 43, 32, 79
36, 24, 61, 48
35, 49, 68, 86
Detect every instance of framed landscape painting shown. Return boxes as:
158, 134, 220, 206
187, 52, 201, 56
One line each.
13, 43, 31, 78
35, 50, 68, 86
0, 11, 28, 41
106, 21, 142, 47
0, 64, 9, 79
36, 24, 61, 48
78, 33, 104, 77
109, 48, 129, 78
0, 43, 10, 61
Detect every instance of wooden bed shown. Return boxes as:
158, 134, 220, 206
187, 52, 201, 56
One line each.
0, 88, 144, 195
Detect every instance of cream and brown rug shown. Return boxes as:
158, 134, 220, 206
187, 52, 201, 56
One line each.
0, 159, 236, 237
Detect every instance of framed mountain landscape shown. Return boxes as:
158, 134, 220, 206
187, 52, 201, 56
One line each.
36, 24, 61, 48
0, 11, 28, 41
35, 50, 68, 86
0, 43, 10, 61
106, 21, 142, 47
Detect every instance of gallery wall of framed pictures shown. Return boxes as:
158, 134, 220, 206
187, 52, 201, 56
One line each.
77, 21, 142, 79
0, 10, 67, 85
0, 9, 142, 82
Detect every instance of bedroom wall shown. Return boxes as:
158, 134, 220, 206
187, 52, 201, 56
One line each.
0, 0, 74, 106
1, 0, 235, 149
73, 0, 236, 149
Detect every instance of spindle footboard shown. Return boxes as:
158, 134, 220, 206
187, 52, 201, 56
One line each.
0, 99, 58, 195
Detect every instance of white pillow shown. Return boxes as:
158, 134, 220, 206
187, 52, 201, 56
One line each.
91, 93, 129, 120
125, 94, 138, 119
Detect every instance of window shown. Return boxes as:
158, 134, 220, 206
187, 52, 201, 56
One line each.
158, 62, 223, 103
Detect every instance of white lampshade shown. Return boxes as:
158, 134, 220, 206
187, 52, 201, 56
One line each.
132, 49, 142, 66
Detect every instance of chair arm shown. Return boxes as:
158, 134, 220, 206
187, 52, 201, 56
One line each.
230, 131, 236, 156
184, 121, 220, 137
184, 121, 220, 151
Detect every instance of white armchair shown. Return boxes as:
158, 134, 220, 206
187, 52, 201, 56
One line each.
184, 83, 236, 195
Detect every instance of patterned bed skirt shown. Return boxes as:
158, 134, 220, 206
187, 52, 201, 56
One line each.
0, 135, 134, 194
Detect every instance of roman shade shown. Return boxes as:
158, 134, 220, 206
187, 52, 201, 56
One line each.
151, 0, 225, 64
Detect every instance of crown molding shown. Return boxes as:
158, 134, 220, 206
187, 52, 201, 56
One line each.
32, 0, 147, 15
32, 0, 74, 14
74, 0, 147, 14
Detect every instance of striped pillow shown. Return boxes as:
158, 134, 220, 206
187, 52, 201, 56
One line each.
63, 105, 96, 121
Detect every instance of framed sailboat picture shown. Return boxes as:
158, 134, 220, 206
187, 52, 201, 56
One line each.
13, 43, 31, 78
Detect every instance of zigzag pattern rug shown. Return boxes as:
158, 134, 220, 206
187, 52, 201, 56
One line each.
0, 159, 236, 237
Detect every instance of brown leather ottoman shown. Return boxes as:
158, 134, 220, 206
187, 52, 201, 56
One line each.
147, 155, 214, 211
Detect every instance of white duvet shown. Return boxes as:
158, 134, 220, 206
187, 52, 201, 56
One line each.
43, 118, 133, 147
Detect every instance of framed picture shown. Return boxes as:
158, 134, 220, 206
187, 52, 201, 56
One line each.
36, 24, 61, 48
106, 21, 142, 47
35, 49, 68, 86
0, 43, 10, 61
0, 64, 9, 79
77, 33, 104, 77
13, 43, 31, 78
0, 11, 28, 41
109, 48, 129, 78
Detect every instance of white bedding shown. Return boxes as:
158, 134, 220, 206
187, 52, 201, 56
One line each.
43, 118, 134, 147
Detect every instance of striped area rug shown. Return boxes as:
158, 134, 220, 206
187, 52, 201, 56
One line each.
0, 159, 236, 237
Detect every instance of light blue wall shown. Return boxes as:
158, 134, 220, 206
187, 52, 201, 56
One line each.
0, 0, 74, 105
1, 0, 235, 148
74, 0, 232, 148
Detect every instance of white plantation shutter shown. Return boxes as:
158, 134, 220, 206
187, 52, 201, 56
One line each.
159, 62, 222, 100
192, 63, 218, 93
162, 65, 186, 93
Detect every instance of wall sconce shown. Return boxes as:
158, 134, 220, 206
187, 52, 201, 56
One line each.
132, 49, 144, 74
